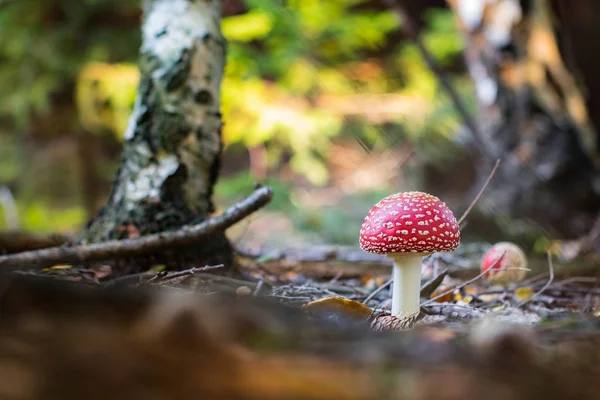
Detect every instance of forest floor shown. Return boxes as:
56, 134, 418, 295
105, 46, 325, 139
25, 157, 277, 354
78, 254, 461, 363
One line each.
4, 232, 600, 399
1, 142, 600, 398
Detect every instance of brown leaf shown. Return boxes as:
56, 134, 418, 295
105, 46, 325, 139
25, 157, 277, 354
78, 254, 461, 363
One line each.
83, 264, 113, 281
430, 287, 453, 303
303, 296, 373, 321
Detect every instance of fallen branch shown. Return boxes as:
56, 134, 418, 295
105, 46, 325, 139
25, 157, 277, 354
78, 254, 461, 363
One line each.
0, 186, 273, 270
145, 264, 225, 286
0, 231, 74, 254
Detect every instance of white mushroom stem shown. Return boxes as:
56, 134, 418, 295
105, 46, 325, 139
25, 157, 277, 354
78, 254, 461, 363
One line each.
389, 253, 424, 318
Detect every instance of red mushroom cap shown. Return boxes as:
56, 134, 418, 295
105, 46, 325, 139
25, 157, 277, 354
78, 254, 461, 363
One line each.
481, 242, 527, 284
359, 191, 460, 255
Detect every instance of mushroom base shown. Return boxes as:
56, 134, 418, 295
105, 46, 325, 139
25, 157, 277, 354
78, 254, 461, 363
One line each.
389, 253, 424, 319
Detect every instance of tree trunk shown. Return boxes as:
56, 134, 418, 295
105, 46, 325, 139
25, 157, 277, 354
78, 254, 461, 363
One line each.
82, 0, 232, 273
433, 0, 600, 241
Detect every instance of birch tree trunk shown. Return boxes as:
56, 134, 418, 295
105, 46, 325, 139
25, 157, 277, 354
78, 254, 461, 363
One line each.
440, 0, 600, 240
82, 0, 232, 272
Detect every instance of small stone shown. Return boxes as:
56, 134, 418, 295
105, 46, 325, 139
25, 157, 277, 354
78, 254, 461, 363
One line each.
236, 286, 252, 297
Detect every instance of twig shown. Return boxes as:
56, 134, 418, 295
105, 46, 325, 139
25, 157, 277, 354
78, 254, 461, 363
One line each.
421, 251, 509, 306
578, 214, 600, 254
105, 271, 156, 286
253, 280, 264, 296
421, 302, 486, 319
193, 273, 262, 290
312, 282, 368, 297
520, 272, 549, 286
419, 270, 448, 298
363, 278, 392, 304
383, 0, 493, 157
550, 276, 599, 288
457, 159, 501, 225
328, 271, 343, 284
517, 251, 554, 308
145, 264, 224, 286
0, 186, 273, 270
363, 269, 449, 305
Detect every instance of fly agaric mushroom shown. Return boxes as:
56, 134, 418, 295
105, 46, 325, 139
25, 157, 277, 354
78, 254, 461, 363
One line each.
481, 242, 528, 285
359, 191, 460, 319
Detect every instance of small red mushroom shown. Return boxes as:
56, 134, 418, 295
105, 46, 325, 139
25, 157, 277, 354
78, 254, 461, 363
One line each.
359, 191, 460, 319
481, 242, 528, 285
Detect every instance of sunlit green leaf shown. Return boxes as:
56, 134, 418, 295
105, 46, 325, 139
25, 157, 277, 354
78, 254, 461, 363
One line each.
222, 10, 274, 42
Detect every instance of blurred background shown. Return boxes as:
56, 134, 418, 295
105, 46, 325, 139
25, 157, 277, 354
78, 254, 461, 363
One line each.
1, 0, 599, 257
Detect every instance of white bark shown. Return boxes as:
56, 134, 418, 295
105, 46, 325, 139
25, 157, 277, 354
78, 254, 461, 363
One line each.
84, 0, 229, 269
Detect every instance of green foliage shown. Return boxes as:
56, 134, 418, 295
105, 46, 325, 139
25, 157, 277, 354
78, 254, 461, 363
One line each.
214, 171, 292, 212
421, 8, 465, 65
76, 62, 140, 138
221, 10, 274, 42
292, 188, 395, 244
0, 1, 469, 235
0, 0, 140, 125
1, 0, 467, 187
0, 134, 24, 182
20, 203, 86, 233
221, 0, 401, 185
216, 171, 398, 245
221, 1, 467, 185
0, 202, 86, 233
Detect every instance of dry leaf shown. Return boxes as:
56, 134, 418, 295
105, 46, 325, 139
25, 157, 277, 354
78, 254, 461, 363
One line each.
464, 286, 478, 295
83, 264, 113, 281
422, 327, 456, 342
303, 296, 373, 321
280, 271, 301, 283
360, 274, 375, 285
515, 286, 533, 302
492, 304, 507, 312
478, 293, 502, 303
49, 264, 71, 270
363, 276, 387, 291
453, 290, 463, 302
430, 287, 453, 303
457, 295, 474, 305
